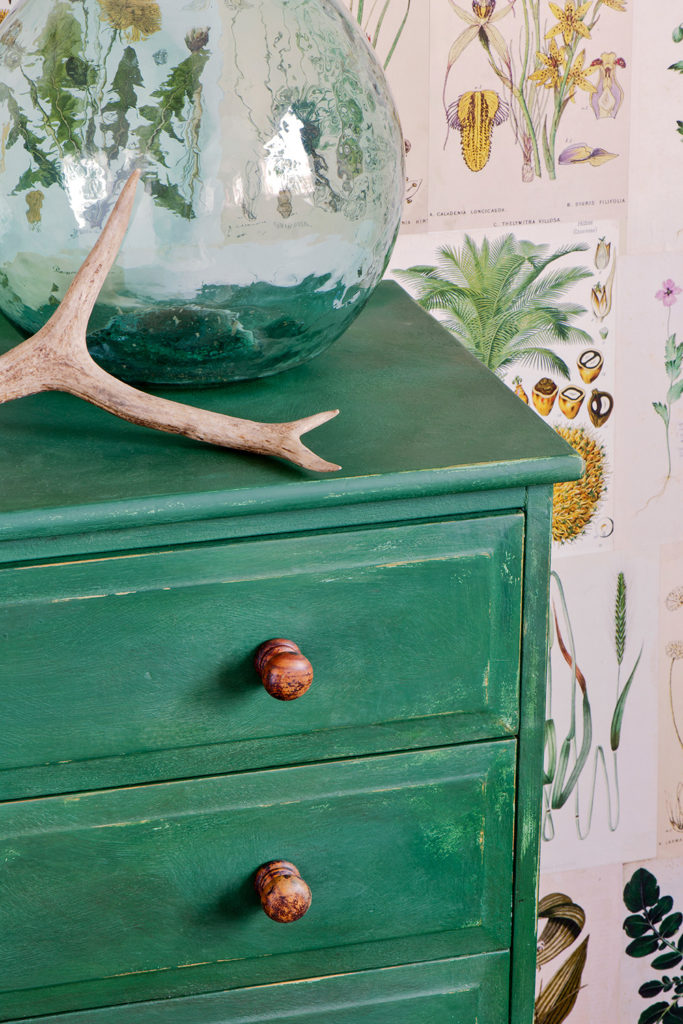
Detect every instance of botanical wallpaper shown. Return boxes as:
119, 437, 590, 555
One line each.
355, 0, 680, 1019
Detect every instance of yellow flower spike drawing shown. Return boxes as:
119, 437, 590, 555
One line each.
545, 1, 592, 47
97, 0, 162, 42
529, 39, 566, 90
600, 0, 627, 9
446, 90, 509, 171
566, 50, 598, 100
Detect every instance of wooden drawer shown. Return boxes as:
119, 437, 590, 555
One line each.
14, 954, 511, 1024
0, 515, 523, 796
0, 743, 515, 1019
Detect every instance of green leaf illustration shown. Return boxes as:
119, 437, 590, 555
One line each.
652, 952, 683, 970
654, 401, 671, 426
628, 936, 662, 958
668, 380, 683, 405
639, 1004, 669, 1024
610, 646, 642, 750
641, 981, 666, 998
661, 914, 683, 939
669, 60, 683, 72
625, 914, 654, 939
624, 868, 660, 914
624, 868, 683, 1022
653, 897, 676, 924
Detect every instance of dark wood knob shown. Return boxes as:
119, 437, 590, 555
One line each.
254, 860, 312, 923
254, 639, 313, 701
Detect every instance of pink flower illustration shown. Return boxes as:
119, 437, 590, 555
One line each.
656, 279, 683, 306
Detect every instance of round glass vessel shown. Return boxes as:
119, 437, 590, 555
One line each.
0, 0, 404, 384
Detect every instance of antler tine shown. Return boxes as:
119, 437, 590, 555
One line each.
0, 170, 342, 473
47, 168, 141, 337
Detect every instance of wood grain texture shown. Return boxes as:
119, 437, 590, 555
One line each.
0, 744, 515, 1019
0, 171, 340, 473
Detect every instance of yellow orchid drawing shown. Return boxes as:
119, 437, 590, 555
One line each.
565, 50, 598, 99
545, 1, 592, 47
528, 39, 566, 90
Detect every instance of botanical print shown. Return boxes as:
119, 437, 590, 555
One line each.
347, 0, 412, 69
616, 255, 683, 549
393, 232, 593, 376
543, 568, 642, 844
428, 0, 632, 231
537, 864, 622, 1022
657, 544, 683, 859
390, 219, 616, 550
535, 890, 588, 1023
626, 4, 683, 253
538, 550, 657, 873
622, 865, 683, 1023
644, 281, 683, 506
442, 0, 628, 182
668, 23, 683, 140
347, 0, 429, 231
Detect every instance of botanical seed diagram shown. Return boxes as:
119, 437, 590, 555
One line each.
395, 226, 616, 548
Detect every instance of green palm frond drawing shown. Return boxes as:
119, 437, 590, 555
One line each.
394, 234, 592, 377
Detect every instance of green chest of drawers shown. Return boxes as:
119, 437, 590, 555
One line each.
0, 284, 580, 1024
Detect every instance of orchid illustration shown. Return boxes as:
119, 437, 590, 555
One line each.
443, 0, 628, 180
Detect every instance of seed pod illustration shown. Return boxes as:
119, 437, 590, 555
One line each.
588, 388, 614, 427
446, 90, 509, 172
590, 52, 626, 119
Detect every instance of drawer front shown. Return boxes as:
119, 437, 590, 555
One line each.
14, 953, 511, 1024
0, 743, 515, 1019
0, 515, 523, 791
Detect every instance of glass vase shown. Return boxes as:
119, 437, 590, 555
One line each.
0, 0, 404, 384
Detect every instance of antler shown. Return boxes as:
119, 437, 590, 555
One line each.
0, 170, 341, 473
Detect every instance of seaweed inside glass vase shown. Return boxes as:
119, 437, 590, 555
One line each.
0, 0, 404, 384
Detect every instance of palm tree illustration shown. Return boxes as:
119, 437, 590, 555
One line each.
395, 235, 593, 377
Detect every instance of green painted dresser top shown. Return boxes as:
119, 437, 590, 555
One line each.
0, 282, 580, 553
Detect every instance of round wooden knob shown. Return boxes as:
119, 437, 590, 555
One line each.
254, 639, 313, 701
254, 860, 312, 923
